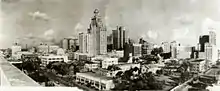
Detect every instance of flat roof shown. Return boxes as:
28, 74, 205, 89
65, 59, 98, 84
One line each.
76, 72, 113, 81
0, 55, 40, 86
191, 59, 205, 62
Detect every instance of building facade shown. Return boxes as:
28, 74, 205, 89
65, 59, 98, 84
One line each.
11, 44, 22, 59
76, 72, 115, 90
209, 30, 216, 45
112, 26, 127, 50
87, 9, 107, 56
39, 55, 68, 66
162, 42, 171, 53
132, 44, 142, 57
190, 59, 206, 73
102, 58, 118, 69
79, 33, 88, 53
205, 43, 218, 64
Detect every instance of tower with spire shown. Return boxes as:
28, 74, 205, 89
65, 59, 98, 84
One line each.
87, 9, 107, 56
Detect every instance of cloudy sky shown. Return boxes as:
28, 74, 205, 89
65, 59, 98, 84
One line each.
1, 0, 220, 48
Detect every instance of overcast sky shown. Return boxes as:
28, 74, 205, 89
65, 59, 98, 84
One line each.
1, 0, 220, 49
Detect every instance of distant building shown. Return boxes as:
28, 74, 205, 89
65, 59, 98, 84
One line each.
61, 38, 69, 50
107, 34, 113, 52
39, 55, 68, 66
101, 57, 118, 69
57, 48, 65, 55
205, 43, 218, 64
199, 35, 209, 52
87, 9, 107, 56
37, 44, 59, 54
61, 38, 77, 51
209, 30, 216, 45
132, 44, 142, 57
190, 59, 206, 73
108, 50, 124, 58
141, 42, 148, 56
112, 26, 127, 50
74, 52, 91, 61
11, 43, 22, 59
162, 42, 171, 53
123, 42, 132, 61
76, 72, 115, 90
84, 62, 99, 71
118, 63, 140, 71
171, 41, 180, 58
176, 46, 192, 59
79, 33, 88, 53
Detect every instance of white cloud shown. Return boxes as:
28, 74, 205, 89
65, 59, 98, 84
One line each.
147, 30, 158, 40
44, 29, 54, 37
28, 11, 50, 20
74, 23, 84, 30
172, 28, 189, 40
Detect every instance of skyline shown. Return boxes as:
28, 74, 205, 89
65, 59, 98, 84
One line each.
1, 0, 220, 49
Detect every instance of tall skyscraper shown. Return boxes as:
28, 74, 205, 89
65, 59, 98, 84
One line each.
124, 42, 132, 61
112, 26, 127, 50
199, 35, 209, 52
79, 33, 88, 53
87, 9, 107, 56
205, 43, 218, 64
171, 41, 180, 58
209, 31, 216, 45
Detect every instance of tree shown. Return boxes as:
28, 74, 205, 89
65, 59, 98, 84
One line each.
151, 47, 163, 56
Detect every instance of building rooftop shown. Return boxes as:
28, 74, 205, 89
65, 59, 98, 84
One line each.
76, 72, 113, 81
191, 59, 205, 62
0, 54, 40, 86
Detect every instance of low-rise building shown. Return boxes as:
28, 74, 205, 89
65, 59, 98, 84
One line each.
84, 62, 99, 71
39, 54, 68, 66
118, 63, 140, 71
190, 59, 206, 73
102, 58, 118, 69
14, 51, 33, 60
76, 72, 115, 90
74, 52, 91, 61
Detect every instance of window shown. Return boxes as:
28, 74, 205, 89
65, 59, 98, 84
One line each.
95, 81, 99, 87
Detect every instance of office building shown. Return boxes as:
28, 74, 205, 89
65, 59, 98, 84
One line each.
190, 59, 206, 73
205, 43, 218, 64
11, 43, 22, 59
112, 26, 127, 50
79, 33, 88, 53
37, 44, 59, 54
107, 34, 113, 52
87, 9, 107, 56
123, 42, 132, 61
76, 72, 115, 90
176, 46, 192, 59
209, 30, 216, 45
132, 44, 142, 57
141, 42, 148, 56
171, 41, 180, 58
161, 42, 171, 53
39, 54, 68, 66
101, 57, 118, 69
199, 35, 209, 52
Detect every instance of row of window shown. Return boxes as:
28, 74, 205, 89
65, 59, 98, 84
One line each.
76, 76, 107, 89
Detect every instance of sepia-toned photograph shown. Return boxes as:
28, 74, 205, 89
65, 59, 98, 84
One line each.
1, 0, 220, 91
